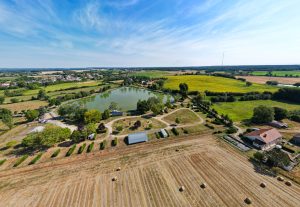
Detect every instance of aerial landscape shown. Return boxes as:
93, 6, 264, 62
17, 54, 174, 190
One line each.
0, 0, 300, 207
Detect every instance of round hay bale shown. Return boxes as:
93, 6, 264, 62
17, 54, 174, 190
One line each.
244, 197, 252, 205
260, 182, 266, 188
285, 181, 292, 186
179, 186, 185, 192
200, 183, 207, 189
277, 177, 284, 181
112, 177, 118, 181
116, 167, 121, 171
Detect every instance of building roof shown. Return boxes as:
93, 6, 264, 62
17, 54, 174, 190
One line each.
245, 128, 282, 144
160, 129, 168, 138
128, 132, 148, 144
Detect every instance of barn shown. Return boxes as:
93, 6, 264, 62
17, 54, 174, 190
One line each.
127, 132, 148, 145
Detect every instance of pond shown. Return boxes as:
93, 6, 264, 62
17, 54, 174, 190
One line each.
77, 87, 174, 112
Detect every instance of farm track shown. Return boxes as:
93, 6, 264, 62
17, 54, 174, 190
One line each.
0, 134, 299, 207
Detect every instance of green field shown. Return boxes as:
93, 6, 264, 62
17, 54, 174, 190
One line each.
130, 70, 170, 78
213, 100, 300, 122
251, 71, 300, 77
164, 75, 278, 93
23, 80, 102, 96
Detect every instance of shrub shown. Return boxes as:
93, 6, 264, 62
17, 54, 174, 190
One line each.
171, 127, 179, 136
100, 140, 107, 150
51, 149, 61, 158
13, 155, 29, 167
78, 143, 87, 154
253, 151, 264, 162
183, 129, 189, 134
66, 145, 76, 157
155, 132, 161, 139
87, 142, 94, 153
112, 138, 118, 146
175, 117, 180, 124
116, 126, 123, 132
226, 126, 238, 134
28, 153, 43, 165
204, 123, 215, 129
0, 159, 7, 166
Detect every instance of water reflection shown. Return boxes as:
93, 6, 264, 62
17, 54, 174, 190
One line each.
77, 87, 174, 112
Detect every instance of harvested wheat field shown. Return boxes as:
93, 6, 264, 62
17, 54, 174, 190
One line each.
0, 134, 299, 207
236, 76, 300, 85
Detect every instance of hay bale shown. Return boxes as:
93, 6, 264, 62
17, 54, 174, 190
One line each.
277, 177, 284, 181
116, 167, 121, 171
244, 197, 252, 205
285, 181, 292, 186
260, 182, 266, 188
179, 186, 185, 192
175, 149, 179, 152
112, 177, 118, 181
200, 183, 207, 189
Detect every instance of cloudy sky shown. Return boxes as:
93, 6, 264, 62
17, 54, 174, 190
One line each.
0, 0, 300, 68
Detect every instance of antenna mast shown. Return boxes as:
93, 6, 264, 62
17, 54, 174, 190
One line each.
222, 52, 225, 66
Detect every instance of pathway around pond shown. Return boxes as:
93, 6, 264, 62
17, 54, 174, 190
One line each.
105, 108, 204, 139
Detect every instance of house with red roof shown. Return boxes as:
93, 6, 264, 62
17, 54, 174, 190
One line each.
244, 128, 282, 150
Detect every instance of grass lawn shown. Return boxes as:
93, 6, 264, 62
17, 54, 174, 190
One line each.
0, 100, 48, 112
164, 75, 278, 93
212, 100, 300, 122
251, 70, 300, 77
130, 70, 170, 78
163, 109, 200, 125
112, 117, 167, 135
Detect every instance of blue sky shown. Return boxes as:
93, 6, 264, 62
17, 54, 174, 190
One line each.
0, 0, 300, 68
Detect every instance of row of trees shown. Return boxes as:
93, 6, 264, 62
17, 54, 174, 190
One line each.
136, 97, 165, 115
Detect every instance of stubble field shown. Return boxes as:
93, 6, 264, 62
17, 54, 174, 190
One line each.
0, 134, 299, 207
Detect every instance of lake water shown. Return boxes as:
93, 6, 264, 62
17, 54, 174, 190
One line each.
77, 87, 174, 112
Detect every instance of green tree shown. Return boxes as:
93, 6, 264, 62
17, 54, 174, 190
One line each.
179, 83, 189, 98
84, 123, 97, 135
266, 149, 290, 167
84, 109, 101, 124
175, 117, 180, 124
273, 107, 288, 121
246, 81, 252, 87
25, 110, 40, 122
102, 109, 110, 120
2, 113, 13, 129
0, 96, 4, 104
252, 105, 274, 124
37, 89, 47, 100
150, 103, 163, 115
70, 130, 86, 143
192, 94, 203, 106
22, 125, 71, 149
137, 100, 150, 114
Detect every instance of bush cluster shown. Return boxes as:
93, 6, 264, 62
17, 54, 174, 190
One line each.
66, 145, 76, 157
171, 127, 179, 136
87, 142, 94, 153
100, 140, 107, 150
28, 153, 43, 165
51, 149, 61, 158
13, 155, 29, 167
78, 143, 87, 154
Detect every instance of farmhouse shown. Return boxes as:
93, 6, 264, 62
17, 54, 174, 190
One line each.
127, 132, 148, 145
244, 128, 282, 150
291, 134, 300, 145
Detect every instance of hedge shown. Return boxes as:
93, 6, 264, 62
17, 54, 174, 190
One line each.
78, 143, 87, 154
100, 140, 107, 150
0, 159, 7, 166
66, 145, 76, 157
13, 155, 29, 167
171, 127, 179, 136
28, 153, 43, 165
51, 149, 61, 158
87, 142, 94, 153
